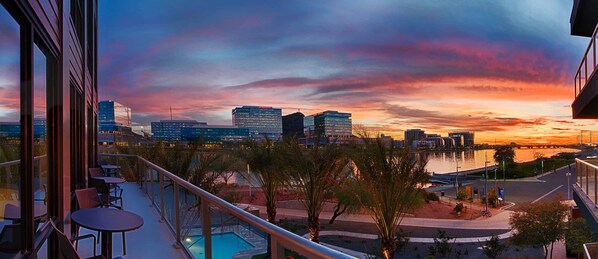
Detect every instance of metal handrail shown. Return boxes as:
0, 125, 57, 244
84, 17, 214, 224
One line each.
0, 155, 47, 168
575, 23, 598, 98
100, 153, 355, 259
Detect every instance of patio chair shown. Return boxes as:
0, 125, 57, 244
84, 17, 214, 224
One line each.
0, 223, 22, 257
88, 178, 123, 209
88, 168, 104, 178
75, 188, 127, 255
48, 219, 105, 259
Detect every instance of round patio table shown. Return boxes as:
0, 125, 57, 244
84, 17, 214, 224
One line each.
71, 208, 143, 258
2, 202, 47, 220
100, 165, 121, 177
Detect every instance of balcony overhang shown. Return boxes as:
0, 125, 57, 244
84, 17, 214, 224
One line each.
573, 184, 598, 232
571, 0, 598, 37
572, 70, 598, 118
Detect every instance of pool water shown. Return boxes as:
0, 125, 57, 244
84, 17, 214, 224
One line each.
187, 232, 254, 258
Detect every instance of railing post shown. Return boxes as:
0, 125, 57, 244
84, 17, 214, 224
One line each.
173, 182, 182, 249
271, 236, 284, 259
150, 167, 155, 207
594, 168, 597, 204
201, 198, 212, 259
159, 173, 165, 223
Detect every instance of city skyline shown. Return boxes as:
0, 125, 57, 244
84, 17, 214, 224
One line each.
96, 1, 593, 145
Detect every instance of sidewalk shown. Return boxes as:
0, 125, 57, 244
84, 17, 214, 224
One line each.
238, 203, 512, 230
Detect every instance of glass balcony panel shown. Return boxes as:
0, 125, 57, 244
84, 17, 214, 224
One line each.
179, 189, 202, 258
589, 167, 597, 203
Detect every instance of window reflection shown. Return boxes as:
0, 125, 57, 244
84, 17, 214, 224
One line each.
0, 4, 22, 255
33, 45, 47, 206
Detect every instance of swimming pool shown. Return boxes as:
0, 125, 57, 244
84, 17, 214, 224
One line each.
186, 232, 254, 258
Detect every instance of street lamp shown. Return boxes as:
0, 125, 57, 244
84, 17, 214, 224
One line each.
455, 157, 461, 197
502, 156, 506, 182
494, 167, 497, 191
483, 158, 491, 217
567, 164, 572, 200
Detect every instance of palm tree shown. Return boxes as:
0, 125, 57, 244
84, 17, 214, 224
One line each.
280, 140, 349, 243
351, 136, 429, 259
237, 138, 283, 223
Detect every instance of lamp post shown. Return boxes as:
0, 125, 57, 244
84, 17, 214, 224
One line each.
483, 156, 490, 217
567, 164, 572, 200
502, 156, 506, 182
455, 157, 461, 197
494, 167, 497, 191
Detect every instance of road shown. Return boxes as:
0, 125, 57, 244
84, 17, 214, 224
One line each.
431, 163, 576, 208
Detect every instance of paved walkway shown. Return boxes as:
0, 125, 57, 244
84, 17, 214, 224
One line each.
304, 230, 514, 243
239, 203, 512, 231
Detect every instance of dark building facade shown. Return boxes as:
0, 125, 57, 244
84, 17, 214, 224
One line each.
232, 106, 282, 140
282, 112, 305, 138
404, 129, 425, 148
0, 0, 99, 255
151, 120, 206, 142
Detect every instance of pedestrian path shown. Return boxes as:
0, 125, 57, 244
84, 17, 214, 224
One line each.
238, 203, 512, 230
302, 230, 512, 244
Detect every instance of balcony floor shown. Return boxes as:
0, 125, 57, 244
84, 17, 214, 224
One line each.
45, 183, 187, 258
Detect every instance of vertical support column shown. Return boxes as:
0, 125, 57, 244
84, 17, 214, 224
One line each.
20, 22, 34, 253
270, 236, 284, 259
594, 168, 597, 204
173, 183, 182, 249
201, 198, 212, 259
159, 173, 165, 223
587, 164, 589, 193
149, 167, 155, 206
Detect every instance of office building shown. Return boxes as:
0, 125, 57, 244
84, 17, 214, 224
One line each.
449, 132, 475, 147
304, 115, 315, 137
181, 125, 249, 144
404, 129, 426, 148
98, 100, 137, 145
151, 120, 206, 142
0, 118, 46, 141
312, 110, 352, 138
282, 112, 305, 138
232, 106, 282, 140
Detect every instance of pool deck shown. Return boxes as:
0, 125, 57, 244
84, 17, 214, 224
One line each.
72, 183, 187, 258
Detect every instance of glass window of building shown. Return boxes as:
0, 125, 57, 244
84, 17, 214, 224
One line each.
34, 45, 48, 207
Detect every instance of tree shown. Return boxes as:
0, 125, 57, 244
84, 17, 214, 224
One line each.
329, 178, 363, 224
566, 218, 597, 256
482, 235, 507, 259
493, 145, 515, 169
509, 196, 569, 259
279, 140, 349, 243
351, 136, 429, 259
237, 138, 283, 223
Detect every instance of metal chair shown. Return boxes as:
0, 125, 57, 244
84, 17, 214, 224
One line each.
48, 219, 103, 259
75, 188, 127, 255
88, 168, 104, 178
88, 178, 123, 209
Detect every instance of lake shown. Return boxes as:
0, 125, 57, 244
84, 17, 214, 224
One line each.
425, 148, 579, 174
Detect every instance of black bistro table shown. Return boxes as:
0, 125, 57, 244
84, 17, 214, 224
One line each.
71, 208, 143, 258
2, 202, 47, 220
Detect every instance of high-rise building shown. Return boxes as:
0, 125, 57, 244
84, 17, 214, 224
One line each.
98, 100, 135, 145
181, 125, 249, 144
232, 106, 282, 140
151, 120, 206, 142
0, 118, 46, 141
449, 132, 475, 147
312, 110, 352, 138
282, 112, 305, 138
404, 129, 425, 147
304, 115, 315, 137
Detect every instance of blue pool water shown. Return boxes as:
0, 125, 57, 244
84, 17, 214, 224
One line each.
187, 232, 254, 258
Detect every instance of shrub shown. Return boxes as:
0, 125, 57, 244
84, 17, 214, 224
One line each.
427, 192, 440, 202
457, 187, 468, 201
454, 203, 464, 214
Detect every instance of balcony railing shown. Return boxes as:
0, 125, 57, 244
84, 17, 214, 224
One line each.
575, 23, 598, 98
576, 158, 598, 204
99, 153, 355, 259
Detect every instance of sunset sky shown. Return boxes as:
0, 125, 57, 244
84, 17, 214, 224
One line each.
97, 0, 596, 145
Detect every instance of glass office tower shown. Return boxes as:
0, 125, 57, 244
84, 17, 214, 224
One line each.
151, 120, 206, 142
232, 106, 282, 140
